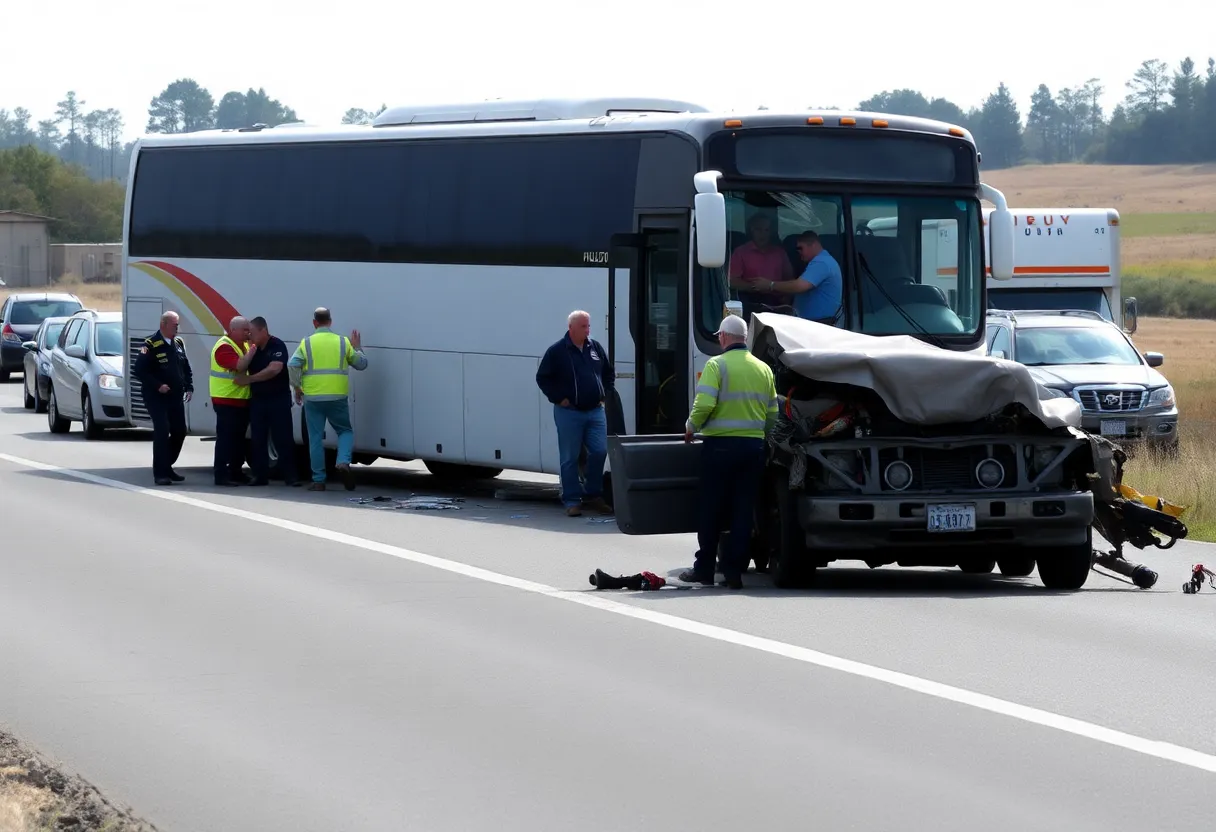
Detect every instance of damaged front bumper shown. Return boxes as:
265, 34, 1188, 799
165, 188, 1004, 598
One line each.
777, 430, 1096, 554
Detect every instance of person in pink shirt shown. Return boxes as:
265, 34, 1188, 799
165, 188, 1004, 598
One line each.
728, 213, 795, 311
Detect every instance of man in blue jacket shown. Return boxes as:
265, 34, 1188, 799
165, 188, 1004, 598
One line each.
536, 310, 616, 517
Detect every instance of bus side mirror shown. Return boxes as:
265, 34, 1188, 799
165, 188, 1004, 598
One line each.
693, 170, 727, 269
1124, 297, 1138, 334
988, 207, 1015, 281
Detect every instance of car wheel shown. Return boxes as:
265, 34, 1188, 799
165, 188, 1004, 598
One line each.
0, 370, 9, 383
32, 380, 46, 413
23, 383, 34, 409
82, 391, 104, 439
47, 388, 70, 434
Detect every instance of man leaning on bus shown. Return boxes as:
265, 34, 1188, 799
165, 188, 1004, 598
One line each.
287, 307, 368, 492
535, 310, 615, 517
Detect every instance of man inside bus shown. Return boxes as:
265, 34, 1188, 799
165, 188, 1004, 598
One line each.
761, 230, 843, 325
535, 310, 615, 518
728, 212, 795, 316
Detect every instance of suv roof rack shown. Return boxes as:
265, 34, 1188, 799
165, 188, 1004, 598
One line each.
1003, 309, 1108, 322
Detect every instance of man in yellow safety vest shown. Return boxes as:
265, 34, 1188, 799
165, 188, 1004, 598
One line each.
678, 313, 778, 590
209, 316, 255, 487
287, 306, 368, 492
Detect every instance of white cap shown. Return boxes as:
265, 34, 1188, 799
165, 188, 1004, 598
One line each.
715, 314, 748, 337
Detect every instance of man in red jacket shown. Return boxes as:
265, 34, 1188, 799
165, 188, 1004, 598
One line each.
211, 316, 255, 486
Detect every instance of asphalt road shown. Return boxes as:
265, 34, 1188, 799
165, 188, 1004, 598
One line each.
1, 381, 1214, 831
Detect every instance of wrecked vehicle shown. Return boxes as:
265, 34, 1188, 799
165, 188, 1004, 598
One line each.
607, 312, 1185, 591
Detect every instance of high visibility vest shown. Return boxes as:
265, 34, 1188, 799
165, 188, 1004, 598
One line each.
295, 331, 352, 400
209, 335, 251, 400
689, 347, 778, 439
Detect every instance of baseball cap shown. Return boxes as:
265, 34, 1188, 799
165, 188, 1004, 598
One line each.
715, 314, 748, 337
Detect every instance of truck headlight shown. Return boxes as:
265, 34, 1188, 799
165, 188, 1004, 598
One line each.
98, 374, 122, 390
1146, 385, 1174, 409
883, 460, 913, 491
975, 458, 1005, 489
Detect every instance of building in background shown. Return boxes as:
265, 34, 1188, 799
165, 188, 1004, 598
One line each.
0, 211, 53, 288
50, 243, 122, 282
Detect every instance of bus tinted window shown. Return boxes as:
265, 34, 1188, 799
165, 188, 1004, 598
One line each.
129, 135, 644, 266
712, 131, 974, 186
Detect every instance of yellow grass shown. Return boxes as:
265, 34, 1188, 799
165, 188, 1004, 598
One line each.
1123, 317, 1216, 541
982, 164, 1216, 214
0, 275, 120, 312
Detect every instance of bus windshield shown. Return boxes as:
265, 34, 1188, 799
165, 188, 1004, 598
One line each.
698, 191, 984, 343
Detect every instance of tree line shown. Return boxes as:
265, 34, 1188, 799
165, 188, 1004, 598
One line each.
857, 57, 1216, 168
1, 57, 1213, 243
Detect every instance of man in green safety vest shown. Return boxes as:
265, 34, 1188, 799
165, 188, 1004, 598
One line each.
287, 307, 369, 492
678, 314, 778, 590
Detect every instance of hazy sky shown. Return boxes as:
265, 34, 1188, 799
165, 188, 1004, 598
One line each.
6, 0, 1213, 141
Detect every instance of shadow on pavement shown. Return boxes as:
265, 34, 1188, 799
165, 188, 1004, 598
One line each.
580, 563, 1142, 599
18, 428, 149, 442
15, 460, 624, 536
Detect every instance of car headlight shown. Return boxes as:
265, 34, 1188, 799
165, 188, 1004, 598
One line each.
1146, 385, 1174, 409
98, 373, 122, 390
975, 457, 1006, 489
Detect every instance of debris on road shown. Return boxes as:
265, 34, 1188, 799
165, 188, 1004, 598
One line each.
589, 568, 670, 590
0, 730, 158, 831
1183, 564, 1216, 594
349, 495, 465, 511
1090, 551, 1159, 589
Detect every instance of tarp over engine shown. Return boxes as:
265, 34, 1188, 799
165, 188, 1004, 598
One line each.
747, 312, 1082, 429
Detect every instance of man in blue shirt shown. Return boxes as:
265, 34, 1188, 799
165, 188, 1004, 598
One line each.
761, 231, 843, 325
535, 310, 615, 517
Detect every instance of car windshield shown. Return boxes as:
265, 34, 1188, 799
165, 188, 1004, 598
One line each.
1014, 325, 1143, 366
94, 321, 123, 356
41, 322, 66, 349
11, 300, 82, 325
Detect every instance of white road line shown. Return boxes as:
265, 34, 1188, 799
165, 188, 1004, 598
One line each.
3, 449, 1215, 776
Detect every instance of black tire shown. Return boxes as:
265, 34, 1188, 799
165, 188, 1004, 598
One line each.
23, 384, 34, 409
0, 370, 9, 383
959, 559, 997, 574
32, 379, 46, 413
997, 555, 1036, 577
766, 476, 816, 589
424, 460, 504, 481
1037, 531, 1093, 590
82, 391, 104, 439
47, 388, 69, 434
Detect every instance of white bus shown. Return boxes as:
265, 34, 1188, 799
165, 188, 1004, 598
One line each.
121, 96, 1015, 486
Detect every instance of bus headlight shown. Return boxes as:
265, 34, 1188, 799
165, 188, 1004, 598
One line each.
975, 458, 1005, 489
883, 460, 913, 491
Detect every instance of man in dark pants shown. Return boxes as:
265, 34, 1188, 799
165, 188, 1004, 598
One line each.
132, 310, 194, 486
237, 316, 300, 487
209, 316, 254, 487
678, 314, 778, 590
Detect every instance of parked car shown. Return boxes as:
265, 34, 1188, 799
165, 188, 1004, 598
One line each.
47, 309, 131, 438
21, 316, 71, 412
985, 309, 1178, 453
0, 292, 83, 383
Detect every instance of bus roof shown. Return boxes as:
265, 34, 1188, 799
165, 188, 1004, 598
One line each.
132, 97, 977, 150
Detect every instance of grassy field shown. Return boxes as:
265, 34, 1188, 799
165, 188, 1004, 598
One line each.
985, 163, 1216, 541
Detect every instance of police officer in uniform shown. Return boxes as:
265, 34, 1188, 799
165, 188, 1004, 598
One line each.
679, 314, 778, 590
132, 310, 194, 486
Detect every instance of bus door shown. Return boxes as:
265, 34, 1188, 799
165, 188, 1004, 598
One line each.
605, 214, 703, 536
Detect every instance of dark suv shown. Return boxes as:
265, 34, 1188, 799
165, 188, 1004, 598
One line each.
985, 309, 1178, 453
1, 292, 84, 382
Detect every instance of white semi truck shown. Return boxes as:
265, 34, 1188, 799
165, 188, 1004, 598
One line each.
868, 207, 1136, 334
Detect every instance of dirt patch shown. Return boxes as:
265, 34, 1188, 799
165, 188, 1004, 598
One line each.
981, 163, 1216, 214
0, 730, 158, 832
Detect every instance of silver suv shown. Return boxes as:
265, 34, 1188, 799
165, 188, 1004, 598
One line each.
985, 309, 1178, 453
47, 309, 131, 438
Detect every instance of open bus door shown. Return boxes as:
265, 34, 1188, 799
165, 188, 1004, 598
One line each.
607, 213, 704, 535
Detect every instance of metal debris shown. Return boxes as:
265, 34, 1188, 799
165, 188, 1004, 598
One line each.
349, 494, 465, 511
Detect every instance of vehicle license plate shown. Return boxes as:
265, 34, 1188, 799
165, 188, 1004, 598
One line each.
927, 504, 976, 533
1100, 419, 1127, 436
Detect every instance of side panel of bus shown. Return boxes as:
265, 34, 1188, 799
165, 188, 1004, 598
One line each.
122, 129, 699, 477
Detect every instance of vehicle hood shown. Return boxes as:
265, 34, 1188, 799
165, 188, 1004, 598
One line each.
1024, 363, 1165, 390
748, 313, 1082, 429
96, 355, 123, 376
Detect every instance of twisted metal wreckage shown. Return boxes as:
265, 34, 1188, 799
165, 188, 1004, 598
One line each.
594, 313, 1189, 593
